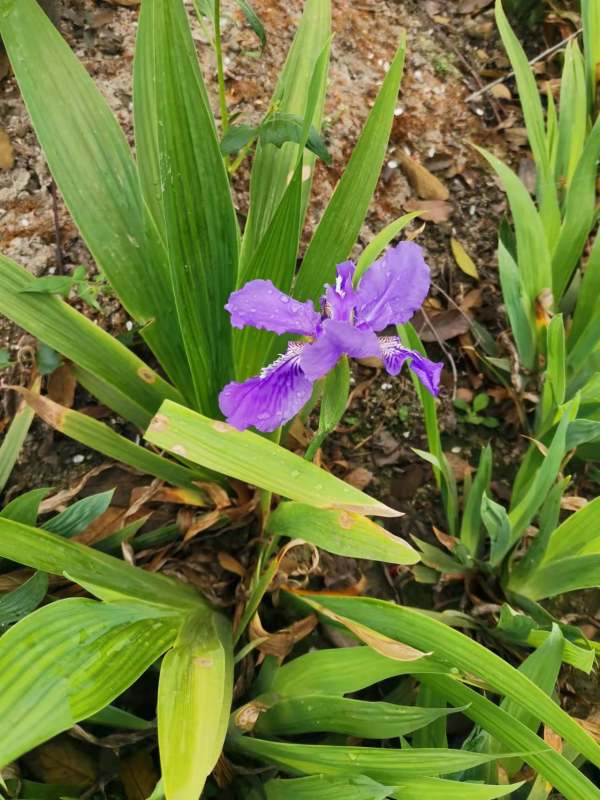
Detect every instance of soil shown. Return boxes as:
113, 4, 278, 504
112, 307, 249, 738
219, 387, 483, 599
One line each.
0, 2, 597, 795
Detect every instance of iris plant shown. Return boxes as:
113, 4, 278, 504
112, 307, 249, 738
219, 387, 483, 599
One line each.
219, 242, 443, 432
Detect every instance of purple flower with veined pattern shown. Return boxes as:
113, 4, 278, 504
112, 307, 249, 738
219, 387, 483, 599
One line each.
219, 242, 443, 432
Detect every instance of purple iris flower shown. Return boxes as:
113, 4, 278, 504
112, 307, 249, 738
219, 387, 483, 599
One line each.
219, 241, 443, 432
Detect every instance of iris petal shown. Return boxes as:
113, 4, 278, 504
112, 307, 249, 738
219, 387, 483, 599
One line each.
300, 320, 380, 381
379, 336, 443, 396
225, 279, 320, 336
355, 242, 430, 332
218, 343, 314, 432
322, 260, 357, 323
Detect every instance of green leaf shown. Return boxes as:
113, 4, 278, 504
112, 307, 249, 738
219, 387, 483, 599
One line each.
460, 446, 492, 558
0, 518, 203, 611
294, 40, 406, 302
508, 401, 575, 542
0, 378, 38, 493
268, 646, 450, 699
259, 113, 331, 164
233, 163, 303, 379
134, 0, 239, 415
260, 775, 521, 800
481, 492, 512, 567
0, 598, 180, 768
227, 736, 514, 782
292, 593, 600, 774
234, 0, 266, 47
305, 356, 350, 460
546, 314, 566, 407
18, 389, 213, 491
514, 554, 600, 600
20, 275, 73, 297
421, 673, 598, 800
259, 775, 392, 800
476, 147, 552, 307
220, 124, 257, 155
0, 254, 180, 428
552, 114, 600, 300
354, 213, 421, 280
42, 491, 114, 538
158, 611, 233, 800
0, 487, 50, 526
495, 624, 564, 776
543, 496, 600, 563
266, 502, 418, 564
582, 0, 600, 113
254, 694, 458, 739
0, 572, 48, 625
36, 343, 61, 376
85, 704, 154, 731
494, 0, 560, 240
0, 0, 189, 393
145, 400, 400, 517
556, 41, 587, 187
568, 229, 600, 375
497, 222, 536, 369
240, 0, 331, 267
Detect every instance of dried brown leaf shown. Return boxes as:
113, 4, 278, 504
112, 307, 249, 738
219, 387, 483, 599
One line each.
249, 612, 318, 662
404, 199, 453, 223
0, 129, 14, 171
24, 738, 98, 789
398, 152, 450, 200
47, 365, 77, 408
119, 751, 158, 800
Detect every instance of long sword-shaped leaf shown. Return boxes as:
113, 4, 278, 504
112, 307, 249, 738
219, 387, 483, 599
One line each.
552, 114, 600, 300
294, 41, 406, 302
145, 401, 399, 517
582, 0, 600, 113
292, 593, 600, 771
476, 148, 552, 305
494, 0, 560, 240
254, 695, 457, 739
227, 736, 514, 782
0, 518, 202, 610
0, 255, 180, 427
262, 776, 521, 800
0, 0, 189, 390
158, 611, 233, 800
421, 674, 600, 800
134, 0, 239, 415
265, 502, 418, 563
240, 0, 331, 268
0, 598, 179, 769
15, 390, 213, 490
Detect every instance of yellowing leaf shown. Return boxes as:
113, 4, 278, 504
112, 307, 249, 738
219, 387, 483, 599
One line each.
451, 237, 479, 278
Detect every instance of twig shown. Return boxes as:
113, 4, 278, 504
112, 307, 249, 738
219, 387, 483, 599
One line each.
465, 28, 582, 103
49, 180, 64, 275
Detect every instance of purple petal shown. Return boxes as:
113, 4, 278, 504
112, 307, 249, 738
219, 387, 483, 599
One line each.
321, 260, 357, 323
218, 342, 313, 432
300, 320, 380, 381
354, 242, 431, 332
225, 280, 320, 336
379, 336, 443, 396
